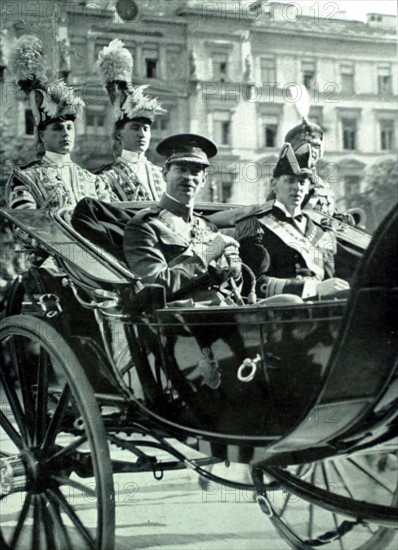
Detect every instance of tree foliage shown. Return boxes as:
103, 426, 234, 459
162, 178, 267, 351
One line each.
359, 157, 398, 232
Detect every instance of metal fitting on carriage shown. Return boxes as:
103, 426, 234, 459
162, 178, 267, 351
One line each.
62, 278, 120, 310
38, 293, 62, 318
237, 354, 261, 382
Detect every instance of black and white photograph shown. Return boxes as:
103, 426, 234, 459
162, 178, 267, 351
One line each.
0, 1, 397, 548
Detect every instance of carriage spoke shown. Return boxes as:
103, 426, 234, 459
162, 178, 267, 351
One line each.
47, 435, 88, 465
0, 408, 23, 450
32, 494, 43, 550
39, 494, 59, 550
41, 385, 71, 451
34, 350, 50, 447
307, 501, 314, 540
44, 490, 73, 549
52, 474, 97, 499
329, 459, 355, 499
9, 493, 32, 549
321, 463, 345, 550
279, 464, 306, 518
10, 337, 36, 442
347, 456, 395, 494
47, 487, 96, 549
0, 361, 29, 445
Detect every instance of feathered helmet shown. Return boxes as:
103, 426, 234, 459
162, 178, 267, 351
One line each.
9, 35, 84, 130
284, 85, 323, 152
97, 39, 165, 125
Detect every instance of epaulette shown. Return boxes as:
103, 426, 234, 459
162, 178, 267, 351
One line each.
234, 200, 274, 241
17, 160, 41, 171
234, 216, 263, 241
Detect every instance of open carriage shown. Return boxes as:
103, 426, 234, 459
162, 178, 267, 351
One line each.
0, 202, 397, 549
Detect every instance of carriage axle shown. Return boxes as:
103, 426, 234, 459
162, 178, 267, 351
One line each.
0, 455, 29, 496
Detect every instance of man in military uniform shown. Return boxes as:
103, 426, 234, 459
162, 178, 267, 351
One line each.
96, 39, 165, 201
236, 143, 350, 300
6, 35, 113, 210
123, 134, 240, 304
284, 120, 337, 217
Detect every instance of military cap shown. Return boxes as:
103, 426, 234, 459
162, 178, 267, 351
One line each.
273, 143, 314, 178
285, 121, 323, 145
156, 134, 217, 167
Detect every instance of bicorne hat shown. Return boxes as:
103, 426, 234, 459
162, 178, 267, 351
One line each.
97, 39, 165, 124
273, 142, 314, 178
156, 134, 218, 167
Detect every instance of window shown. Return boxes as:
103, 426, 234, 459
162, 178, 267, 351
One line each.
265, 124, 278, 147
25, 109, 35, 135
86, 111, 106, 135
213, 111, 231, 146
151, 113, 170, 134
344, 175, 361, 198
342, 118, 357, 150
377, 65, 392, 95
302, 60, 316, 88
380, 119, 395, 151
340, 64, 355, 95
144, 46, 159, 79
260, 57, 276, 83
219, 172, 234, 202
212, 52, 228, 81
145, 59, 157, 78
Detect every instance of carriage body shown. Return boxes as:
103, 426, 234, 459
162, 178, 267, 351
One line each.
1, 202, 397, 549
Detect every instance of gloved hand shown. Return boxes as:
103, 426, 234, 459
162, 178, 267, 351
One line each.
202, 233, 240, 265
223, 244, 242, 281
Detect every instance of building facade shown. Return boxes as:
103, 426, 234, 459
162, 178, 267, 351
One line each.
1, 0, 397, 222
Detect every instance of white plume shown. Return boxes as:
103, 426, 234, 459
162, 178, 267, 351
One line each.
289, 84, 310, 121
97, 39, 133, 84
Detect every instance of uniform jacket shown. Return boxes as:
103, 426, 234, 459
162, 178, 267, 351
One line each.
98, 155, 165, 202
123, 194, 224, 302
305, 174, 336, 217
235, 201, 336, 299
6, 156, 113, 210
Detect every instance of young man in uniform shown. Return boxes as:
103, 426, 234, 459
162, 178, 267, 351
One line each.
96, 39, 166, 201
123, 133, 240, 303
236, 143, 350, 300
6, 35, 113, 210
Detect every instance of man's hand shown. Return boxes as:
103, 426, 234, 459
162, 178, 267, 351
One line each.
202, 234, 240, 264
316, 278, 350, 297
224, 245, 242, 280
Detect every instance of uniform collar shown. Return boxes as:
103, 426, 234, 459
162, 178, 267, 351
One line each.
159, 193, 194, 222
43, 151, 72, 166
274, 200, 303, 220
121, 149, 147, 163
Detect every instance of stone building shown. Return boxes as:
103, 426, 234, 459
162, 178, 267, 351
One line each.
1, 0, 397, 219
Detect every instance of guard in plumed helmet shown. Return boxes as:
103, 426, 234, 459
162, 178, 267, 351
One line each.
96, 39, 166, 201
6, 35, 114, 210
235, 142, 350, 300
123, 133, 242, 305
282, 85, 339, 217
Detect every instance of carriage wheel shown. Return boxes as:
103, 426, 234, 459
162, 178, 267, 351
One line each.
257, 450, 397, 549
0, 315, 115, 549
